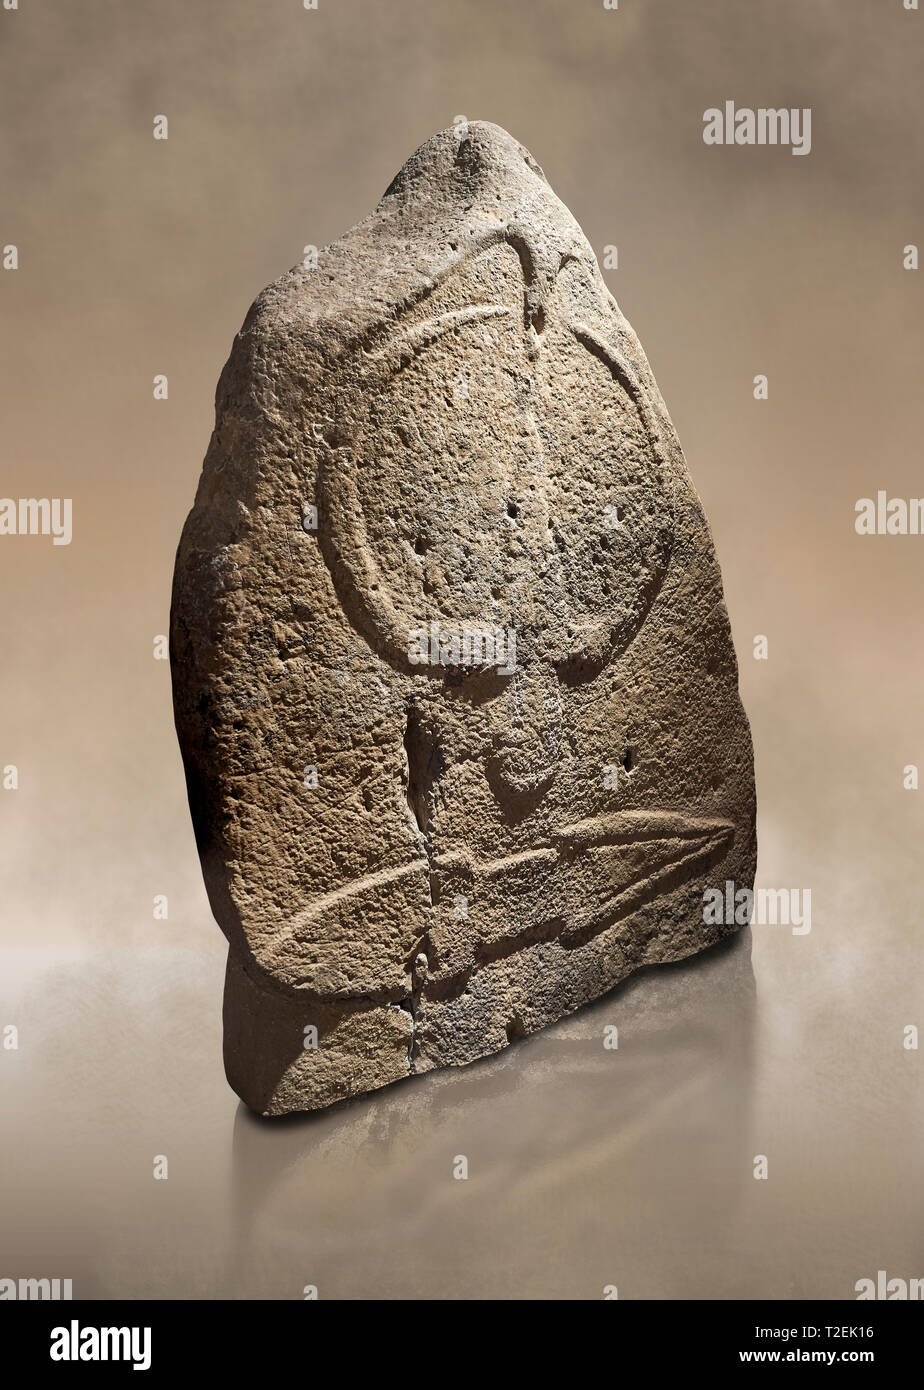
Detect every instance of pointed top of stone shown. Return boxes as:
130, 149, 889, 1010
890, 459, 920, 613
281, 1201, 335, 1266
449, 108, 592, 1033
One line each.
382, 119, 550, 203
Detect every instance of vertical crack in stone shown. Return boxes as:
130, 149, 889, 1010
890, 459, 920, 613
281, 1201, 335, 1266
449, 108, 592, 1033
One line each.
402, 705, 442, 1067
402, 708, 431, 839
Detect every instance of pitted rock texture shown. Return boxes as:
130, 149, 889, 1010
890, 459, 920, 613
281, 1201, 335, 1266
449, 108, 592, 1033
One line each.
171, 121, 757, 1116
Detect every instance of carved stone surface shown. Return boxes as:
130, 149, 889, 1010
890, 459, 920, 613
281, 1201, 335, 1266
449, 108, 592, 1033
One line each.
171, 121, 757, 1116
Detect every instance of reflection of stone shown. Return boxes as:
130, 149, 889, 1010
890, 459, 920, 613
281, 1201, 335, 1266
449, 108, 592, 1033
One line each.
171, 122, 756, 1116
228, 930, 757, 1296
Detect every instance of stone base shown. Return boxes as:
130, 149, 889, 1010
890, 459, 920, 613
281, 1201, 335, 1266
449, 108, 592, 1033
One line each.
223, 951, 412, 1117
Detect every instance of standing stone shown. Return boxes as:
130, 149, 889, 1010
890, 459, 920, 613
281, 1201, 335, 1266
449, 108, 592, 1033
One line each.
171, 121, 757, 1116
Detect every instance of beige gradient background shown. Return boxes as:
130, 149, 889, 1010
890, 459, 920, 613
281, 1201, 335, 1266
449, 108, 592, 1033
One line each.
1, 0, 922, 1298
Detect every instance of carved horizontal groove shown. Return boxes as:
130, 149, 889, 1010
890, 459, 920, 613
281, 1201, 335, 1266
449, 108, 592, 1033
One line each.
554, 810, 734, 851
266, 813, 733, 996
422, 815, 736, 999
432, 845, 558, 880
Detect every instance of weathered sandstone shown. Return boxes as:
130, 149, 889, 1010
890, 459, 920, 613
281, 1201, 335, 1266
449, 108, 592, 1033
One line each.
171, 121, 757, 1115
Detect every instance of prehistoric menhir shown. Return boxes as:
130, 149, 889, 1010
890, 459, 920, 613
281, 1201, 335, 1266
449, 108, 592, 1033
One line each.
170, 121, 757, 1115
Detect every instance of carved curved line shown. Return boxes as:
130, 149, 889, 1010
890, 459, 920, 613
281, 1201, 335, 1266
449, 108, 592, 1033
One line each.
363, 304, 513, 372
569, 320, 670, 473
324, 223, 543, 374
286, 858, 429, 933
261, 858, 430, 987
559, 828, 734, 950
314, 452, 410, 668
543, 319, 678, 676
317, 234, 535, 677
316, 240, 674, 680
